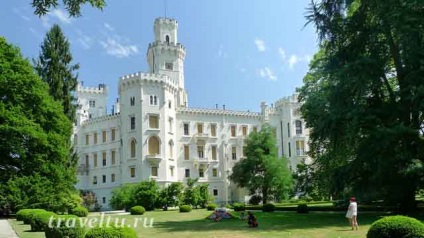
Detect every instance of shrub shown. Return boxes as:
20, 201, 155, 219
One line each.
44, 215, 85, 238
297, 203, 309, 213
232, 203, 245, 212
85, 227, 137, 238
179, 205, 192, 213
30, 211, 56, 231
206, 204, 217, 211
16, 209, 32, 221
23, 209, 47, 225
130, 206, 145, 215
262, 203, 276, 212
367, 215, 424, 238
249, 195, 262, 205
70, 206, 88, 217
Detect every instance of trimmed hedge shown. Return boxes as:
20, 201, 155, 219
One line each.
44, 215, 85, 238
297, 204, 309, 214
367, 215, 424, 238
232, 203, 245, 211
30, 211, 56, 231
130, 206, 145, 215
262, 203, 276, 212
85, 227, 137, 238
179, 205, 192, 213
23, 209, 47, 225
206, 204, 217, 211
70, 207, 88, 217
16, 209, 32, 221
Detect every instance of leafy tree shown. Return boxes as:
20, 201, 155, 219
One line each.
229, 124, 293, 204
292, 160, 329, 201
109, 184, 137, 210
182, 178, 201, 207
31, 0, 106, 17
34, 24, 79, 122
300, 0, 424, 212
0, 37, 77, 211
157, 182, 184, 208
195, 183, 211, 208
133, 180, 160, 211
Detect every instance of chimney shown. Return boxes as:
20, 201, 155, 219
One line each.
223, 104, 226, 110
215, 104, 218, 109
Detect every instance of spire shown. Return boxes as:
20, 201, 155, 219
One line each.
164, 0, 167, 19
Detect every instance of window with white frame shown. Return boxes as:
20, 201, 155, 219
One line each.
149, 95, 158, 106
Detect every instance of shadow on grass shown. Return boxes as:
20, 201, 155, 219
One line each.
150, 212, 402, 233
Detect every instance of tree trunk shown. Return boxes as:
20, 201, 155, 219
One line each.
262, 187, 268, 204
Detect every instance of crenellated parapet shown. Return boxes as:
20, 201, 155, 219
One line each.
177, 107, 261, 119
77, 84, 108, 94
274, 93, 300, 108
81, 113, 120, 127
147, 41, 186, 59
118, 72, 179, 93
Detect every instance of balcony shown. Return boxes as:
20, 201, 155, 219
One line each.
194, 133, 209, 144
145, 154, 162, 165
77, 164, 89, 175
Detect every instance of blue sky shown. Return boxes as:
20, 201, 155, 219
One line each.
0, 0, 318, 112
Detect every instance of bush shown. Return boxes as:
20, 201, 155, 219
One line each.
179, 205, 192, 213
367, 215, 424, 238
262, 203, 276, 212
249, 195, 262, 205
30, 211, 56, 231
85, 227, 137, 238
44, 215, 85, 238
130, 206, 145, 215
232, 203, 245, 211
23, 209, 47, 225
297, 203, 309, 213
206, 204, 217, 211
70, 207, 88, 217
16, 209, 32, 221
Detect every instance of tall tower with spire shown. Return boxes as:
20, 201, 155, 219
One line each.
147, 18, 188, 107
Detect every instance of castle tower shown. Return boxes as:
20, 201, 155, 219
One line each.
75, 83, 108, 126
147, 18, 188, 107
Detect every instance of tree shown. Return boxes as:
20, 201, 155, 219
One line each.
109, 184, 137, 210
31, 0, 106, 17
195, 183, 212, 208
157, 182, 184, 209
229, 124, 293, 204
133, 180, 160, 211
182, 178, 201, 207
34, 24, 79, 122
300, 0, 424, 212
0, 37, 77, 211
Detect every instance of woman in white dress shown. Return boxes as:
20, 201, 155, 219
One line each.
345, 197, 358, 230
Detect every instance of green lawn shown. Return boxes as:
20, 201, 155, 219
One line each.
9, 209, 424, 238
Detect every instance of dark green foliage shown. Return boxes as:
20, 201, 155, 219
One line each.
179, 205, 192, 213
206, 204, 217, 211
44, 215, 85, 238
85, 226, 137, 238
31, 0, 106, 17
229, 125, 293, 204
367, 216, 424, 238
249, 195, 262, 205
130, 206, 145, 215
30, 211, 56, 231
232, 203, 245, 212
262, 203, 275, 212
70, 206, 88, 217
157, 182, 184, 208
133, 180, 160, 211
297, 204, 309, 214
109, 184, 137, 210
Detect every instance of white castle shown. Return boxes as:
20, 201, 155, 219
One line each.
73, 18, 310, 209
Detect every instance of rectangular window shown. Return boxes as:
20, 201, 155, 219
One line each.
199, 168, 204, 178
232, 146, 237, 160
184, 145, 189, 160
73, 134, 78, 146
102, 175, 106, 183
231, 125, 236, 137
102, 197, 106, 204
211, 146, 217, 160
288, 142, 291, 157
197, 123, 203, 134
243, 146, 247, 157
242, 126, 247, 136
169, 118, 173, 132
102, 131, 107, 143
94, 133, 98, 144
93, 176, 97, 185
272, 127, 277, 137
130, 96, 135, 106
170, 167, 174, 177
111, 129, 116, 141
253, 126, 258, 133
210, 124, 216, 137
102, 152, 107, 166
93, 153, 98, 167
111, 150, 116, 165
111, 174, 115, 182
197, 146, 204, 158
85, 134, 89, 145
185, 169, 190, 178
183, 123, 189, 135
287, 123, 291, 138
130, 167, 136, 178
149, 115, 159, 129
85, 155, 89, 167
89, 100, 95, 108
213, 189, 218, 196
296, 140, 305, 156
165, 62, 173, 70
212, 169, 218, 177
130, 117, 135, 130
295, 120, 303, 135
151, 167, 158, 177
149, 95, 158, 105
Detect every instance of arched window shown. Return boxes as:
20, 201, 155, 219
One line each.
165, 35, 170, 44
148, 136, 160, 155
295, 120, 303, 135
130, 139, 136, 158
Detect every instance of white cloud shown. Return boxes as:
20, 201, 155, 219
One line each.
288, 54, 299, 69
29, 27, 43, 40
76, 30, 94, 50
254, 38, 266, 52
40, 16, 50, 28
50, 9, 72, 24
100, 37, 138, 58
258, 67, 277, 81
104, 23, 114, 31
278, 47, 286, 60
13, 8, 30, 21
303, 54, 312, 63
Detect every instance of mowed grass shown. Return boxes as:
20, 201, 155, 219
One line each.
9, 209, 424, 238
